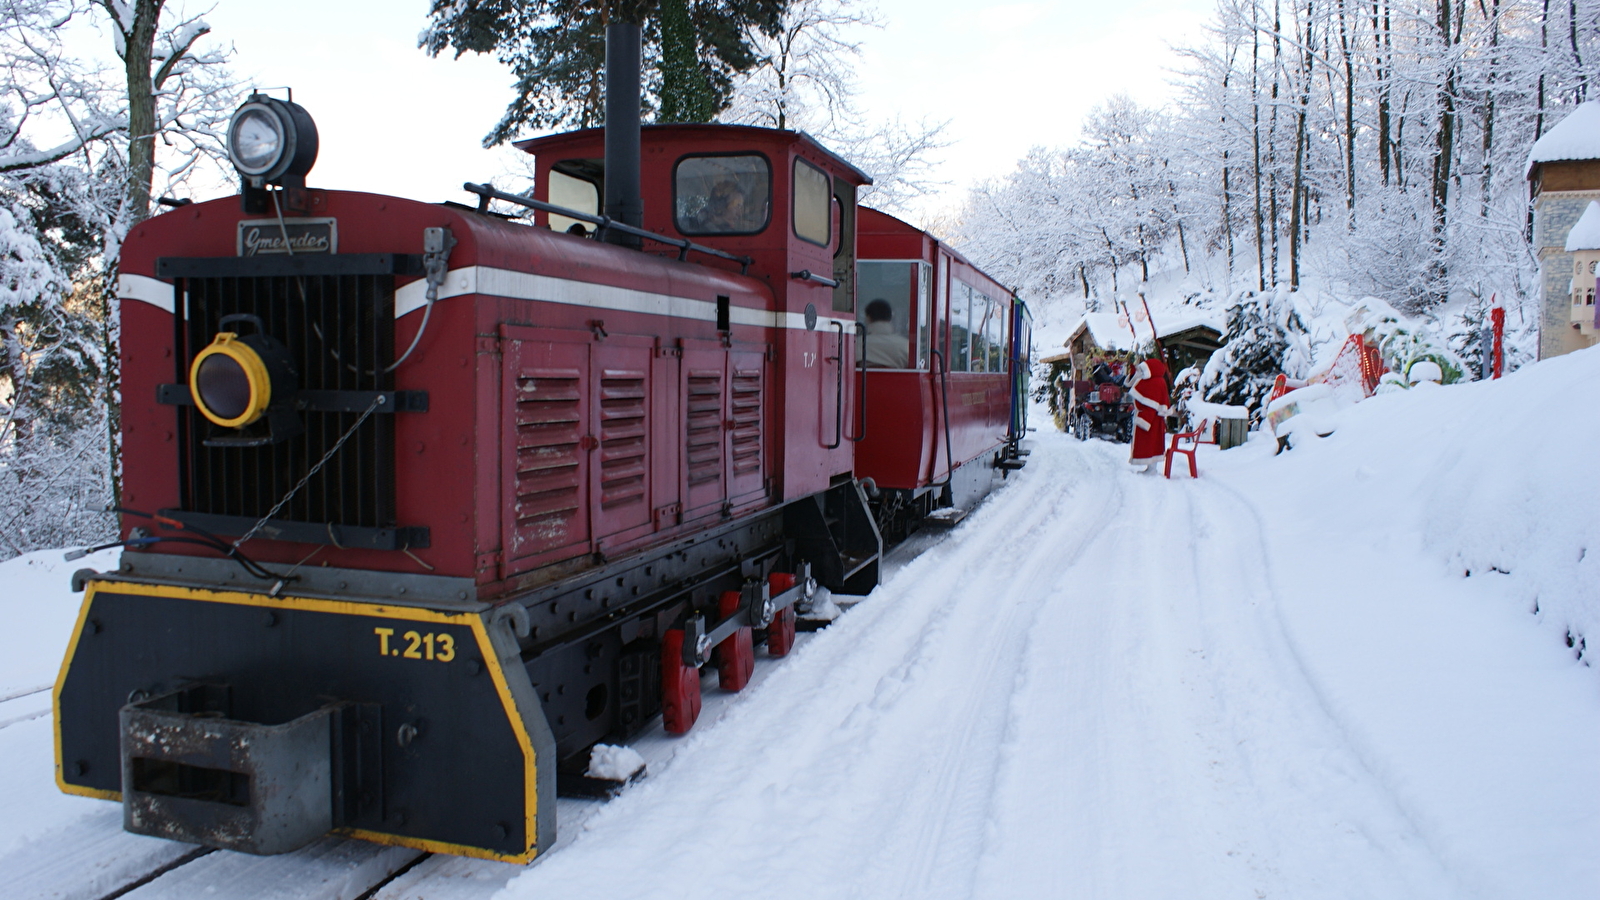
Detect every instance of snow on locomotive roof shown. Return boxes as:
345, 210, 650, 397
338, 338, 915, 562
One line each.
1527, 101, 1600, 174
1566, 201, 1600, 251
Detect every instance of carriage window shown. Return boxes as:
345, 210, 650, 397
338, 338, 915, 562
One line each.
793, 158, 831, 246
950, 282, 972, 372
857, 262, 915, 369
971, 291, 991, 373
916, 262, 931, 370
675, 155, 771, 235
987, 297, 1006, 372
549, 169, 599, 236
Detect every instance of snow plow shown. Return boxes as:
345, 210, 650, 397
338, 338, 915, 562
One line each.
55, 576, 553, 860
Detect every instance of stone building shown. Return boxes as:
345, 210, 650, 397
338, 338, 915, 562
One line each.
1528, 102, 1600, 358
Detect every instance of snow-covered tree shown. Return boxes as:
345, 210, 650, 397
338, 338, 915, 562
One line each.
1197, 289, 1312, 415
720, 0, 949, 213
421, 0, 789, 144
0, 0, 240, 558
949, 0, 1576, 370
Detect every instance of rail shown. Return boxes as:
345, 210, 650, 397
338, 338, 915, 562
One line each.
462, 183, 754, 274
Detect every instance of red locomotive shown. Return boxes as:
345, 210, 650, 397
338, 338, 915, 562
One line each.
55, 26, 1029, 864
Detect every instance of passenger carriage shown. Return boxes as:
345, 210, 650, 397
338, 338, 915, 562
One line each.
854, 208, 1032, 537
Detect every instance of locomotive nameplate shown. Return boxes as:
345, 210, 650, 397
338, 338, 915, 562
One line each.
237, 217, 337, 256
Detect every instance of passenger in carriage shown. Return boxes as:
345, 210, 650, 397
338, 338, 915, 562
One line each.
862, 298, 910, 368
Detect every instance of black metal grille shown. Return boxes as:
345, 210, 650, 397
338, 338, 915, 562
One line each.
175, 272, 396, 530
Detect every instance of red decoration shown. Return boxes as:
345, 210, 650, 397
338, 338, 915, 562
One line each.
1491, 305, 1505, 379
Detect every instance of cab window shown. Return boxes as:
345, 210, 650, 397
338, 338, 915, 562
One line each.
549, 168, 599, 235
793, 158, 831, 246
676, 155, 771, 235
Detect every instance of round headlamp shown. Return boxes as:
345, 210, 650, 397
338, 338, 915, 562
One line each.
190, 333, 272, 428
226, 94, 318, 186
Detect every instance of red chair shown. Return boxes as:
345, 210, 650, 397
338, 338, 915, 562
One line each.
1164, 419, 1209, 479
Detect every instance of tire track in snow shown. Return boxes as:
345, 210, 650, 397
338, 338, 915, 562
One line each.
1184, 476, 1469, 898
866, 442, 1126, 900
966, 442, 1466, 900
501, 435, 1122, 900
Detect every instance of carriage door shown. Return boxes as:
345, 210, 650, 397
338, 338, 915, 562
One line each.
502, 327, 591, 573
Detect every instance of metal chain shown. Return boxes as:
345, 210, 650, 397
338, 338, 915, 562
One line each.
233, 394, 386, 548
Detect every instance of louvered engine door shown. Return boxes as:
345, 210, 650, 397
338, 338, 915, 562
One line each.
727, 348, 766, 504
682, 342, 727, 518
592, 338, 653, 546
503, 330, 591, 573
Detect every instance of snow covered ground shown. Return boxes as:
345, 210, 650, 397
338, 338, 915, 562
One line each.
3, 350, 1597, 899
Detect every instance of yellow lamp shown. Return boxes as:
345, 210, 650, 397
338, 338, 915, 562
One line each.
189, 332, 273, 428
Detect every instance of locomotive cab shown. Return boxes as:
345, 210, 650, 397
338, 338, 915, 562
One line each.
516, 125, 872, 501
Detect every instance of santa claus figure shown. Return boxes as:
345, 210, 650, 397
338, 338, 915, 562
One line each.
1127, 356, 1170, 470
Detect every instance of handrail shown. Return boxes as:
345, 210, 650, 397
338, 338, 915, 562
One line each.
825, 321, 845, 449
461, 183, 754, 275
846, 322, 866, 443
930, 348, 955, 508
790, 269, 840, 288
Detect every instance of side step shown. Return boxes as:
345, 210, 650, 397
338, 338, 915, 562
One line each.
923, 507, 968, 529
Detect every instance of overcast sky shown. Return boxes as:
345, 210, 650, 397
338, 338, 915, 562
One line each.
182, 0, 1212, 216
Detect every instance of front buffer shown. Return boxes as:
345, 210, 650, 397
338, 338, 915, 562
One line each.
55, 579, 555, 862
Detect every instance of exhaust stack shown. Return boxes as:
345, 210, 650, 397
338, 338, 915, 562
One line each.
603, 21, 643, 248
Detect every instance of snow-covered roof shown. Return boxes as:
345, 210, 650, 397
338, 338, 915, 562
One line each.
1566, 201, 1600, 251
1528, 102, 1600, 173
1065, 311, 1222, 353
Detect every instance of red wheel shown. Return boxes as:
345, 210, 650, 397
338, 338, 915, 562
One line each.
715, 589, 754, 691
767, 572, 797, 657
661, 629, 701, 734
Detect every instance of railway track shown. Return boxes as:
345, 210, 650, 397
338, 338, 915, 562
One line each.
9, 626, 836, 900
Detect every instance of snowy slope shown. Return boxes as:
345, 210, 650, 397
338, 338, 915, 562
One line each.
1250, 345, 1600, 671
1, 352, 1597, 899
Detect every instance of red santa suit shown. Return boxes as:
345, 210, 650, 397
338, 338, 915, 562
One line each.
1128, 357, 1170, 467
